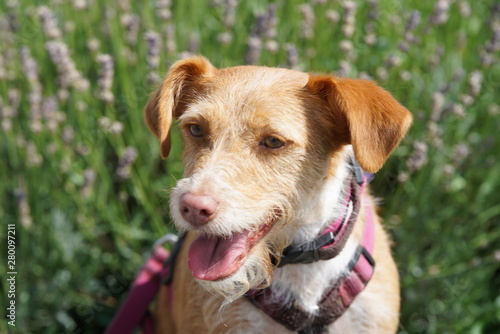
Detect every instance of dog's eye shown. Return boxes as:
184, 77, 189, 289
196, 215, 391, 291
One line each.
188, 124, 204, 137
262, 136, 285, 149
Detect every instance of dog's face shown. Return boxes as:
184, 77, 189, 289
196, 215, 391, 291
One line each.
145, 56, 412, 301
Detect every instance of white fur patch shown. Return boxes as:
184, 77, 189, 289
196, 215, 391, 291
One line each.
265, 147, 359, 312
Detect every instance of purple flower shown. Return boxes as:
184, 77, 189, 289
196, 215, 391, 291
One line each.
116, 147, 138, 180
20, 46, 43, 119
342, 0, 357, 38
407, 141, 428, 173
223, 0, 239, 28
299, 4, 315, 40
81, 168, 96, 197
46, 40, 90, 91
430, 0, 451, 25
146, 30, 161, 69
245, 36, 262, 65
165, 24, 177, 55
285, 43, 299, 69
97, 54, 115, 103
468, 70, 483, 97
38, 6, 62, 39
14, 185, 32, 229
156, 0, 172, 21
121, 13, 140, 46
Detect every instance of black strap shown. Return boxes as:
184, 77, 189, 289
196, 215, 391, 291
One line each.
278, 177, 360, 267
276, 158, 367, 268
162, 232, 186, 285
278, 231, 336, 267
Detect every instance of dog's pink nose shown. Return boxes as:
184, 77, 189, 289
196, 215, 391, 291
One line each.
179, 193, 219, 226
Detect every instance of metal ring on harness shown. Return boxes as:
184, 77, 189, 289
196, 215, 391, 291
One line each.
153, 233, 179, 249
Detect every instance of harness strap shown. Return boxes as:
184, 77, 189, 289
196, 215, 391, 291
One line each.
278, 159, 366, 267
105, 233, 184, 334
247, 199, 376, 333
298, 247, 375, 334
246, 161, 376, 333
105, 246, 170, 334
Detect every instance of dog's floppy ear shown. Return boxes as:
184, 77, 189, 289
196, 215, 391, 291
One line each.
307, 75, 412, 173
144, 56, 216, 158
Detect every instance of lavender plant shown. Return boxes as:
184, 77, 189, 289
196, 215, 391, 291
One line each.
0, 1, 498, 333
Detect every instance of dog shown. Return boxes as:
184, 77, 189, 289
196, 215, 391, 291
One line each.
144, 56, 412, 333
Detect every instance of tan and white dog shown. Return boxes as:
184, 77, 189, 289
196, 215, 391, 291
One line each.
144, 56, 412, 333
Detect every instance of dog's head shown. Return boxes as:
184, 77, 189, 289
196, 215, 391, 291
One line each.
145, 56, 412, 301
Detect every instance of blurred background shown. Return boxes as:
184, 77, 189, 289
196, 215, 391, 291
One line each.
0, 0, 499, 333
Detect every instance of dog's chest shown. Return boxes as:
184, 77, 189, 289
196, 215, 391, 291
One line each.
211, 295, 373, 334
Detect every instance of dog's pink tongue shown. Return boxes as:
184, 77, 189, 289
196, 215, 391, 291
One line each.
188, 231, 250, 281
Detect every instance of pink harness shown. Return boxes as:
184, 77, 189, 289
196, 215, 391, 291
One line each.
105, 235, 178, 334
106, 170, 376, 334
245, 174, 375, 333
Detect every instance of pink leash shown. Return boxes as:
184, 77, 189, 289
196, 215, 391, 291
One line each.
105, 234, 178, 334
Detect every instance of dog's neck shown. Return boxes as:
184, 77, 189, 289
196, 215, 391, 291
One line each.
292, 154, 353, 245
269, 148, 364, 313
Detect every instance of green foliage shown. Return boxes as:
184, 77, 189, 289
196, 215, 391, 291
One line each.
0, 0, 499, 333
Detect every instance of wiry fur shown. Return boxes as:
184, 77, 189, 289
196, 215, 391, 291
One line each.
145, 56, 412, 333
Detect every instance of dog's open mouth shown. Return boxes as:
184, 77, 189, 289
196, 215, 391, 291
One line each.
187, 218, 277, 281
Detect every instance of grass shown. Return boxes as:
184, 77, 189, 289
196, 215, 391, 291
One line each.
0, 0, 499, 333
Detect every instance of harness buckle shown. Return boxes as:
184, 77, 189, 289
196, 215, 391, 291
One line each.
278, 232, 336, 267
351, 158, 364, 185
